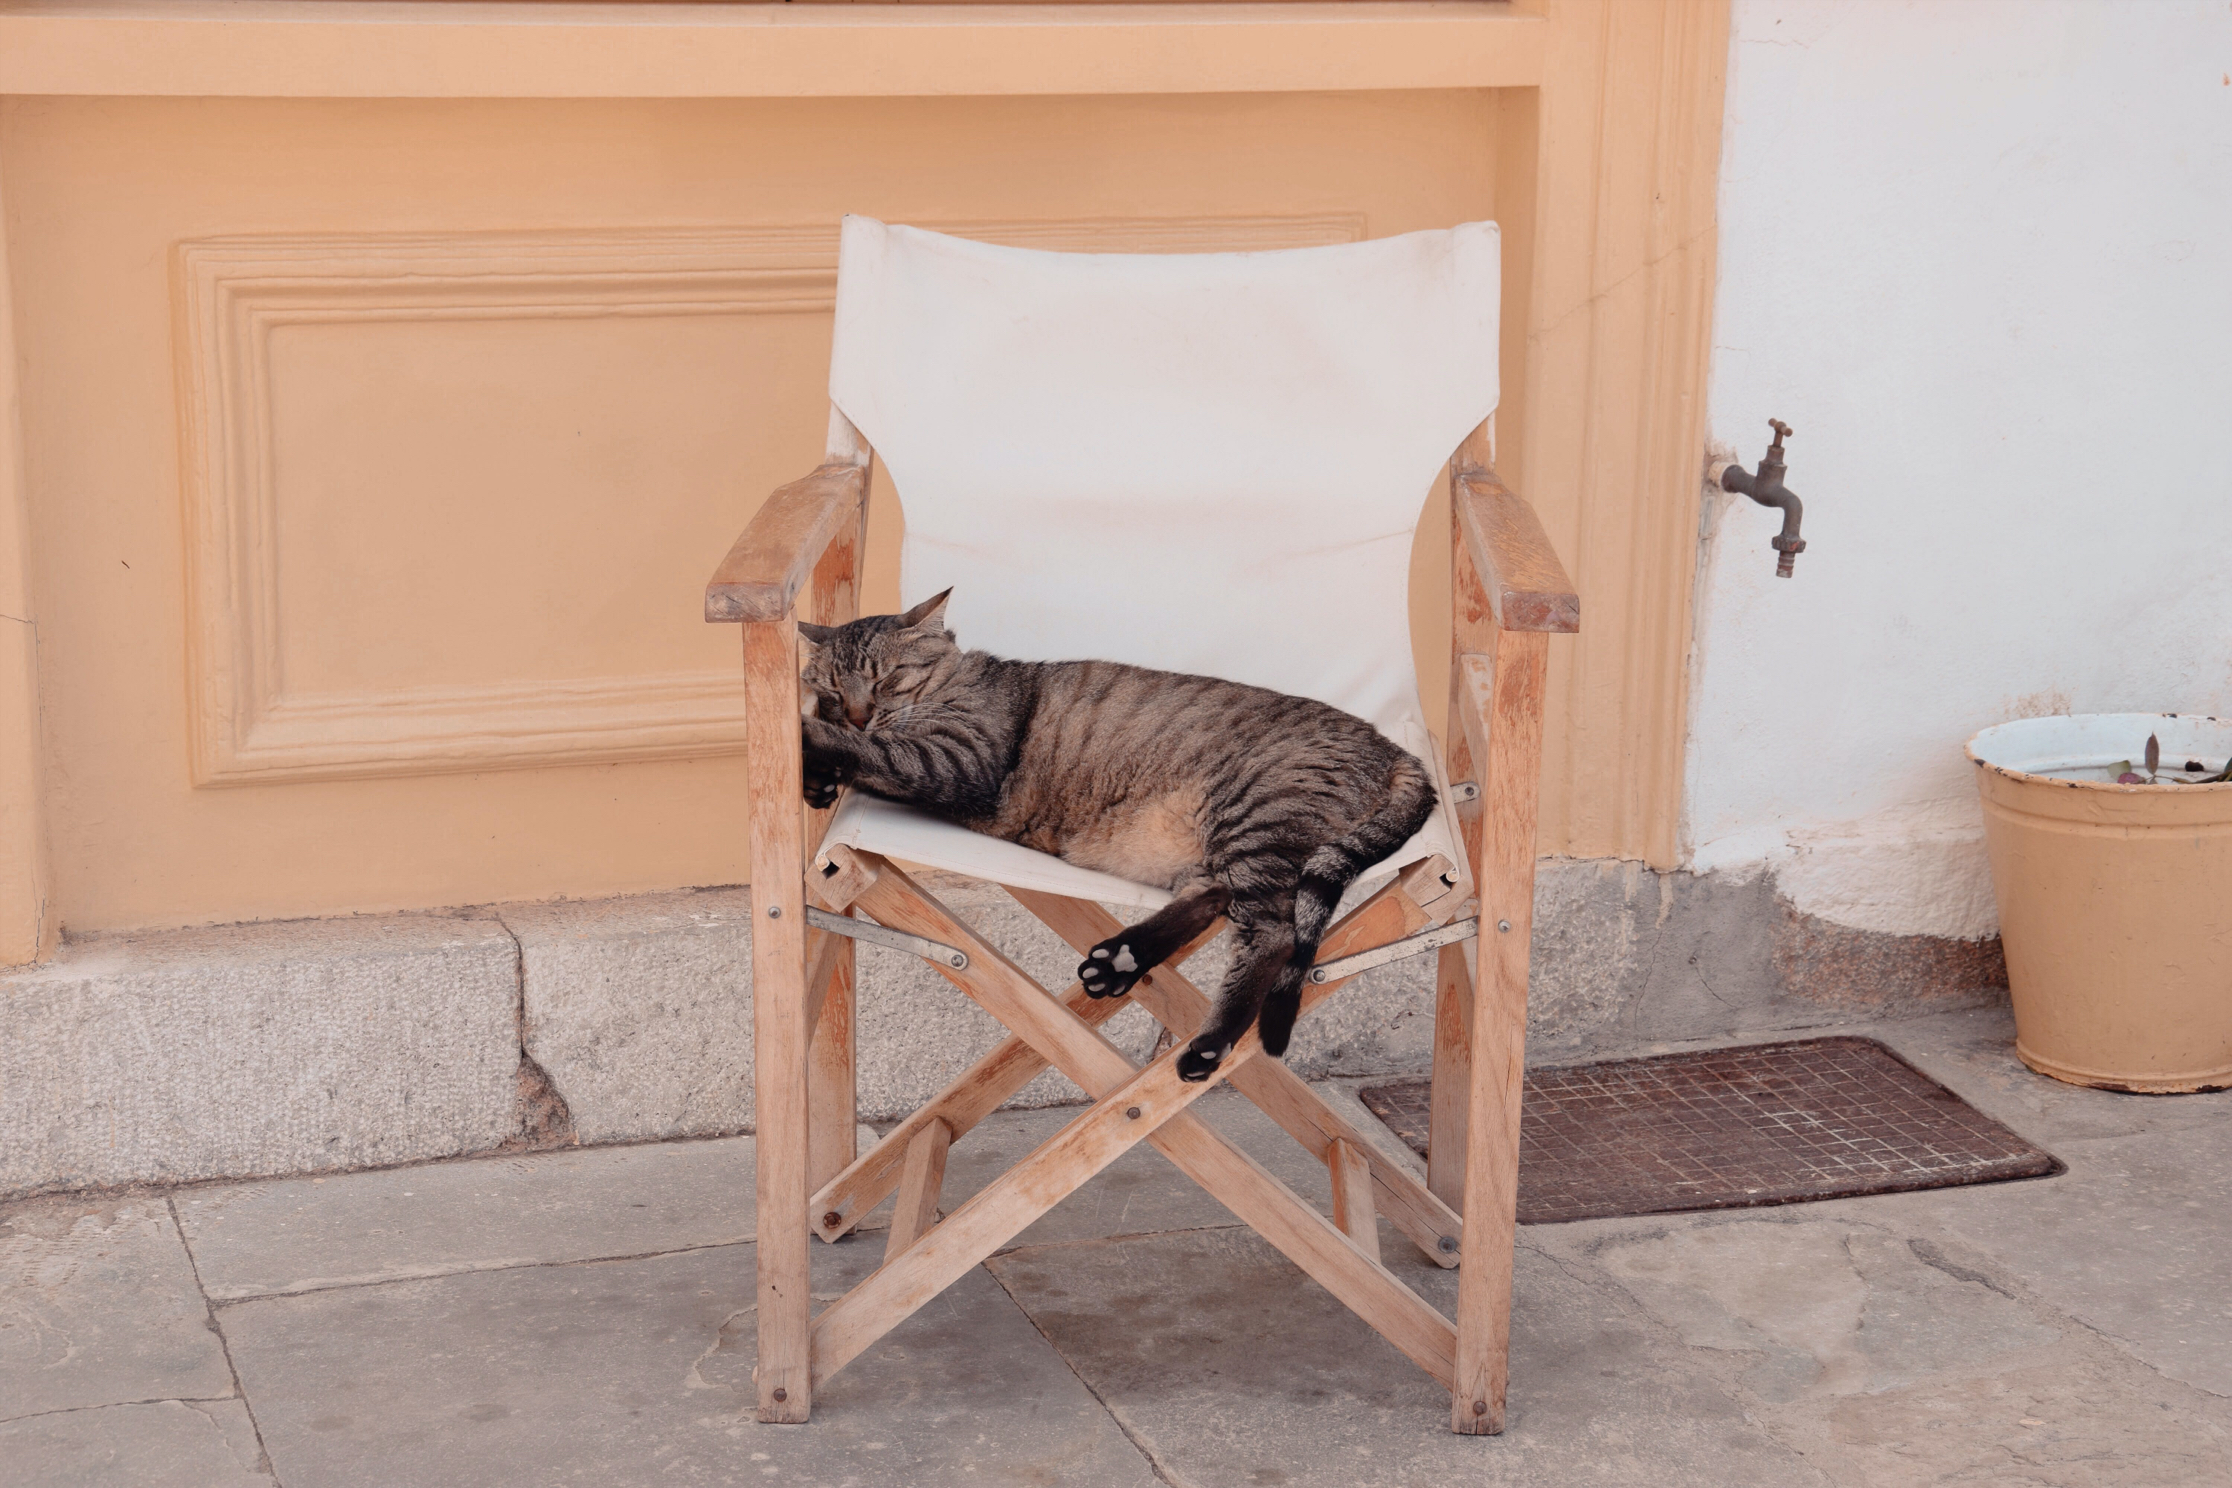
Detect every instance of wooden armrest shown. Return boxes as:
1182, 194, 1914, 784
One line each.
704, 461, 868, 623
1453, 466, 1580, 635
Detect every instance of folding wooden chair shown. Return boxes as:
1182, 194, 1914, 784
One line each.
703, 218, 1577, 1434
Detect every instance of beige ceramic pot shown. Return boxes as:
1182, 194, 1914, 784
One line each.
1968, 714, 2232, 1092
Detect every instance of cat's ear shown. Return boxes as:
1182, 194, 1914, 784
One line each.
796, 621, 838, 647
897, 588, 953, 634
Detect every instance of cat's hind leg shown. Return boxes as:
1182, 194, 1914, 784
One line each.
1078, 876, 1229, 999
1175, 906, 1296, 1082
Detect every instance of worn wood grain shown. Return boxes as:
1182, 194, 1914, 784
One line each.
1451, 632, 1549, 1435
743, 616, 811, 1422
704, 461, 868, 623
806, 942, 856, 1200
883, 1116, 951, 1263
1328, 1137, 1380, 1264
1427, 939, 1474, 1212
1446, 497, 1495, 869
801, 924, 847, 1037
801, 468, 863, 1200
810, 841, 881, 915
1453, 466, 1579, 636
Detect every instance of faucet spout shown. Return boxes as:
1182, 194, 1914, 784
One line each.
1721, 418, 1807, 577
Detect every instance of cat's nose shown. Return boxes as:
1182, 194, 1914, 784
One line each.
845, 702, 873, 728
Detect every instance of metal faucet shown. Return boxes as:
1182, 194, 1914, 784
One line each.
1720, 419, 1807, 578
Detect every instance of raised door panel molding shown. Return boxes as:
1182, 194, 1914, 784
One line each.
175, 216, 1365, 785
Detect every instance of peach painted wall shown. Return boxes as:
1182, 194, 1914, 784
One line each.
3, 91, 1497, 933
0, 2, 1727, 954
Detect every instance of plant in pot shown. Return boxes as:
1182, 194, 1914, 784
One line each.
1967, 714, 2232, 1092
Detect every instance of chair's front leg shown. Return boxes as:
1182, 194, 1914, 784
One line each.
744, 616, 813, 1424
1450, 633, 1549, 1436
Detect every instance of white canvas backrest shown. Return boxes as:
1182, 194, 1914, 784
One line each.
827, 216, 1500, 739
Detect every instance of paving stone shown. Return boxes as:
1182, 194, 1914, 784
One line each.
0, 1399, 267, 1488
178, 1125, 876, 1301
1800, 1355, 2232, 1487
1727, 1010, 2232, 1400
0, 1197, 233, 1421
1848, 1122, 2232, 1400
0, 912, 519, 1197
220, 1240, 1157, 1488
1539, 1207, 2232, 1487
1587, 1215, 2062, 1404
985, 1226, 1824, 1487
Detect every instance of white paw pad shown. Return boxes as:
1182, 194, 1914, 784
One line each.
1091, 948, 1110, 960
1111, 947, 1138, 973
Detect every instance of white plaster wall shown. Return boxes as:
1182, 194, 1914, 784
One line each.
1686, 0, 2232, 938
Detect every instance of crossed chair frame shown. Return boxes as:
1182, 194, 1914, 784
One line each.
705, 407, 1577, 1436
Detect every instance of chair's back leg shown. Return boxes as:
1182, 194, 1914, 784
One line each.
804, 462, 867, 1199
1431, 421, 1495, 1212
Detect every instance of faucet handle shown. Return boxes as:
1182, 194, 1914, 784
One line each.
1767, 418, 1792, 451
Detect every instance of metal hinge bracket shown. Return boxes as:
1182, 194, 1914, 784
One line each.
1308, 918, 1478, 985
805, 905, 969, 971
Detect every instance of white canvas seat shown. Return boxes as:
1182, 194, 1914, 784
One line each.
815, 216, 1496, 913
704, 212, 1577, 1438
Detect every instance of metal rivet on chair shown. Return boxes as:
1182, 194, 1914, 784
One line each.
1472, 1399, 1488, 1416
1438, 1235, 1459, 1254
823, 1211, 843, 1229
1125, 1106, 1141, 1120
1497, 920, 1512, 933
767, 905, 782, 919
772, 1389, 787, 1403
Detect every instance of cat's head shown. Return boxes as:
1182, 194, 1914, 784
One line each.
798, 589, 960, 732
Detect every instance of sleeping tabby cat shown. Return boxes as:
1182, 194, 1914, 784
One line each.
797, 590, 1436, 1082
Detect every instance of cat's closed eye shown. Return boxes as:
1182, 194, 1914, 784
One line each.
879, 666, 932, 694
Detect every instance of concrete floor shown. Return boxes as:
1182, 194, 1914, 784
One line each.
4, 1005, 2229, 1488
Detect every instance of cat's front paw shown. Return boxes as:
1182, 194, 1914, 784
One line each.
803, 774, 843, 809
1078, 935, 1147, 999
1175, 1039, 1231, 1083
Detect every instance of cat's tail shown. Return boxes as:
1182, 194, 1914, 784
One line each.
1260, 751, 1438, 1057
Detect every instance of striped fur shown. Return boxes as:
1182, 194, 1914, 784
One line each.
799, 591, 1436, 1080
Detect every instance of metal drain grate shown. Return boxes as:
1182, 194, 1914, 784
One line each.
1358, 1036, 2060, 1225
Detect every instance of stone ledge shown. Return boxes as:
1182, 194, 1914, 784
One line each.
1, 912, 520, 1199
2, 858, 2007, 1200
